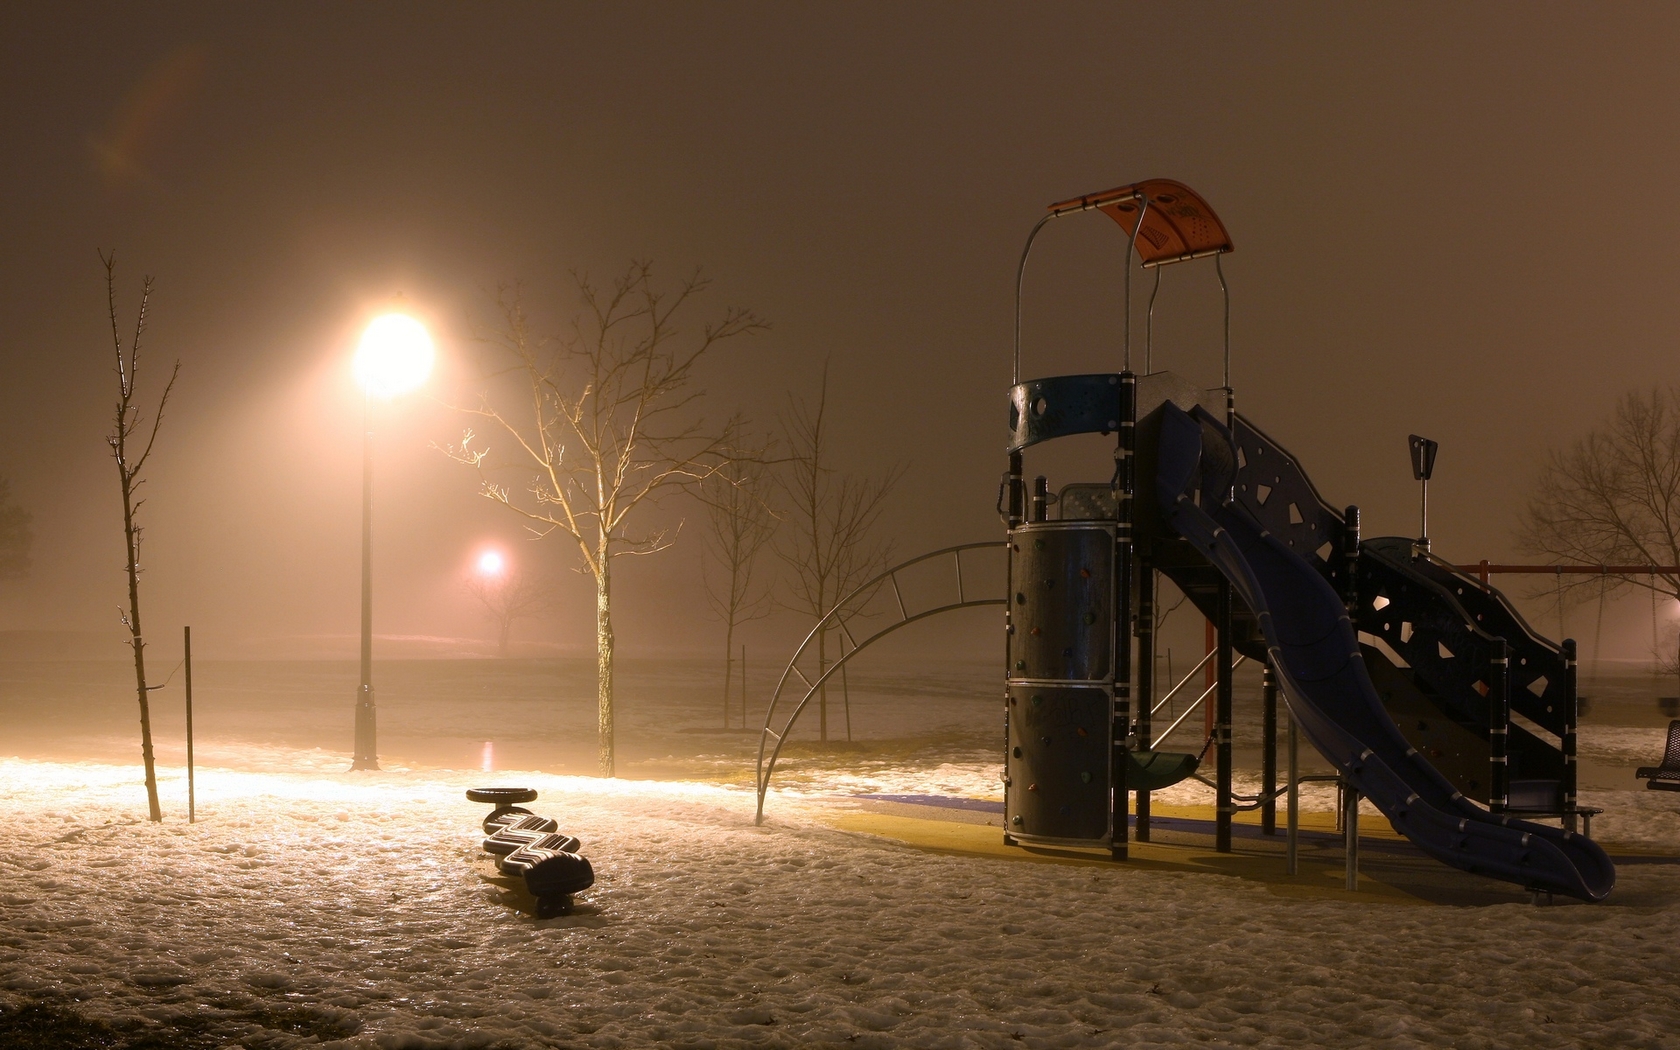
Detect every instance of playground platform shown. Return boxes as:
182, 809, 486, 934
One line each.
827, 793, 1679, 907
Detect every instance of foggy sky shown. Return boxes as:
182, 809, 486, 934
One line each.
4, 3, 1680, 664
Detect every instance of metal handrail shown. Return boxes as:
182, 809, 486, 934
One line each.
1151, 654, 1247, 745
1151, 649, 1218, 715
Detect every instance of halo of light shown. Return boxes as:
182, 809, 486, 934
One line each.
354, 313, 434, 398
477, 550, 505, 577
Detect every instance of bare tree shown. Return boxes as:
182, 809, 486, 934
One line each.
697, 420, 777, 727
775, 364, 903, 742
1518, 385, 1680, 674
465, 559, 554, 657
0, 476, 32, 580
102, 253, 180, 823
446, 263, 765, 775
1520, 386, 1680, 602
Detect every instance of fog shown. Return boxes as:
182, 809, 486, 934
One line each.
4, 5, 1680, 668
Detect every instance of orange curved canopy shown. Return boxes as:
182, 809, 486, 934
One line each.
1047, 178, 1233, 266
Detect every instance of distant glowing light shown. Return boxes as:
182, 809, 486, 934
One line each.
477, 550, 505, 577
480, 741, 494, 772
354, 313, 434, 398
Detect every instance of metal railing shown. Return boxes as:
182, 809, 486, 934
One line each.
1150, 654, 1247, 745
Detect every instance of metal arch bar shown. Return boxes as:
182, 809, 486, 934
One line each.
755, 596, 1007, 823
1014, 212, 1057, 386
1145, 265, 1162, 375
1217, 253, 1230, 391
1122, 196, 1151, 373
753, 542, 1009, 819
836, 616, 859, 653
1016, 188, 1149, 384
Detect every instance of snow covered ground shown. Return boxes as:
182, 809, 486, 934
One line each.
2, 659, 1680, 1048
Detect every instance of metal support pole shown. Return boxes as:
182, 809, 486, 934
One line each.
1110, 372, 1137, 860
1215, 575, 1233, 853
1489, 638, 1510, 813
1344, 781, 1360, 891
352, 394, 379, 771
1006, 452, 1024, 530
1145, 266, 1161, 375
1121, 201, 1149, 372
184, 625, 194, 825
1003, 449, 1020, 846
1418, 476, 1429, 555
1136, 566, 1154, 842
1261, 661, 1277, 835
1286, 712, 1299, 875
1204, 617, 1216, 739
1217, 253, 1230, 392
1342, 506, 1361, 611
1563, 638, 1578, 832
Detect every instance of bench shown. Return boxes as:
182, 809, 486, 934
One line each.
1636, 720, 1680, 792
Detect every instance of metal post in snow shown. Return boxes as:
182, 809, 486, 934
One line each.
1261, 662, 1277, 835
1344, 784, 1360, 891
185, 625, 194, 825
1286, 713, 1299, 875
1215, 576, 1233, 854
1136, 566, 1154, 843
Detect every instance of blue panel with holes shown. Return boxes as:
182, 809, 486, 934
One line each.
1007, 373, 1122, 452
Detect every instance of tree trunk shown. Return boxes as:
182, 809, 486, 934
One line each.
596, 541, 615, 777
121, 474, 161, 822
497, 615, 512, 658
817, 623, 828, 743
721, 619, 735, 729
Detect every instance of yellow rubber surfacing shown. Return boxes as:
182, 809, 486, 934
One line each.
825, 801, 1431, 905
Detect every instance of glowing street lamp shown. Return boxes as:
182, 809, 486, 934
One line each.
350, 309, 435, 771
354, 314, 435, 399
476, 549, 506, 578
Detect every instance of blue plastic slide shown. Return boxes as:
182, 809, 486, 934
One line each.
1155, 401, 1614, 901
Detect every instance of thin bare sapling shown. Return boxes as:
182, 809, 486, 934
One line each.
103, 252, 181, 823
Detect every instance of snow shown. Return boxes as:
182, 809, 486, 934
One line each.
3, 659, 1680, 1048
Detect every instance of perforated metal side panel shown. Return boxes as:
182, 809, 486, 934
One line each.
1006, 523, 1114, 682
1005, 684, 1112, 842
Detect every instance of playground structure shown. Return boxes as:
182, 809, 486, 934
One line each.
758, 177, 1616, 902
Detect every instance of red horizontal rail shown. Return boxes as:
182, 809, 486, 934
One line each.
1457, 563, 1680, 575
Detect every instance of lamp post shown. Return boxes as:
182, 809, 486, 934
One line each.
1409, 433, 1439, 555
350, 311, 434, 771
